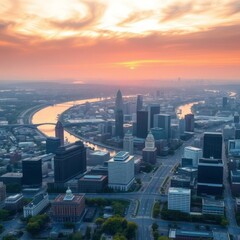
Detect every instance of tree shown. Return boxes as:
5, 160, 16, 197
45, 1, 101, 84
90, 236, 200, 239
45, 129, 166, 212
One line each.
3, 235, 17, 240
26, 221, 41, 235
95, 217, 104, 227
85, 226, 91, 240
220, 217, 228, 227
125, 222, 138, 239
113, 233, 127, 240
0, 224, 4, 233
71, 232, 83, 240
0, 209, 10, 221
158, 237, 170, 240
152, 222, 159, 231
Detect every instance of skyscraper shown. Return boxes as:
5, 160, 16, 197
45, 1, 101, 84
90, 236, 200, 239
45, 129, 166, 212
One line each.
185, 114, 194, 132
136, 95, 143, 112
197, 158, 223, 196
203, 132, 223, 159
54, 141, 86, 186
115, 90, 124, 138
22, 157, 42, 187
148, 104, 160, 129
222, 97, 228, 109
142, 131, 157, 164
46, 137, 61, 154
136, 110, 148, 138
55, 121, 64, 146
123, 131, 134, 155
153, 114, 171, 140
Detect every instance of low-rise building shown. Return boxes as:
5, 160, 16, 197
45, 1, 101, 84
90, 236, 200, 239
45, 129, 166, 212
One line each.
23, 193, 49, 218
5, 193, 24, 211
78, 175, 108, 193
202, 198, 225, 216
168, 187, 191, 213
51, 188, 85, 222
0, 172, 23, 186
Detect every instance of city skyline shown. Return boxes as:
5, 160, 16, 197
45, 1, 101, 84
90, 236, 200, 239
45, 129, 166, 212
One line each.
0, 0, 240, 85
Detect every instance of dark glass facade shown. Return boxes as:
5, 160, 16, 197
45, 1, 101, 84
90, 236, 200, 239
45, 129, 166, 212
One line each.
136, 110, 148, 138
203, 132, 222, 159
54, 141, 86, 184
22, 157, 42, 187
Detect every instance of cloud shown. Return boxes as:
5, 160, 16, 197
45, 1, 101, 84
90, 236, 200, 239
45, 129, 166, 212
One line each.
117, 10, 154, 26
160, 2, 194, 23
49, 1, 106, 30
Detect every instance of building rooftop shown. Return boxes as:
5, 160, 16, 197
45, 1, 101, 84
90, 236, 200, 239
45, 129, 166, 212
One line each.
202, 198, 224, 207
90, 151, 109, 156
53, 192, 85, 204
23, 156, 42, 162
6, 194, 23, 201
199, 158, 223, 165
204, 132, 223, 136
80, 175, 106, 181
0, 172, 22, 178
185, 146, 202, 151
168, 187, 191, 194
114, 151, 129, 160
171, 229, 212, 238
25, 193, 48, 208
171, 175, 191, 182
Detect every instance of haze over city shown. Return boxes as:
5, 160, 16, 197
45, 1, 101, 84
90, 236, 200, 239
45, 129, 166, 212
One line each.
0, 0, 240, 85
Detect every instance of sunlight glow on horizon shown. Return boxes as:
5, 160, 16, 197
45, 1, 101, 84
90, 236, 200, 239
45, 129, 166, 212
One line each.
0, 0, 240, 83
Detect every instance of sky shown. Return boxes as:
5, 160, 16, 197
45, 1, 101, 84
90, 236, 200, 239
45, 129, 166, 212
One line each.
0, 0, 240, 85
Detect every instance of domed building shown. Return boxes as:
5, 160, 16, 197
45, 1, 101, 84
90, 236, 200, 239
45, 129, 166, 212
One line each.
51, 187, 85, 222
142, 131, 157, 164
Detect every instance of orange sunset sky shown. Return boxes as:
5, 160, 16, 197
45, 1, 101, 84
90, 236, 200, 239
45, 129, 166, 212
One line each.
0, 0, 240, 85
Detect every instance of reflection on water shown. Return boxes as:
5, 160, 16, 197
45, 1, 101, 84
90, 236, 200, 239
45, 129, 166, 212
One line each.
176, 102, 199, 119
32, 98, 115, 154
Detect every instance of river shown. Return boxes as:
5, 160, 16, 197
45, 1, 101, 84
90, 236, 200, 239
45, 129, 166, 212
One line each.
32, 97, 197, 153
31, 98, 116, 153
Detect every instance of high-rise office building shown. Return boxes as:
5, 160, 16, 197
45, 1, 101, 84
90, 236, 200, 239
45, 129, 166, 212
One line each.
185, 114, 194, 132
222, 97, 228, 109
115, 90, 124, 138
46, 137, 61, 154
203, 132, 223, 159
54, 141, 86, 185
142, 131, 157, 164
148, 104, 160, 129
136, 95, 143, 112
123, 131, 134, 155
153, 114, 171, 140
197, 158, 223, 196
184, 146, 202, 167
22, 157, 42, 187
108, 151, 135, 191
55, 121, 64, 146
234, 112, 240, 124
136, 110, 148, 138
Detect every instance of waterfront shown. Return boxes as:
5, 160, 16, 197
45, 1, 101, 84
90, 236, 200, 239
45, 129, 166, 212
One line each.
31, 97, 197, 152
